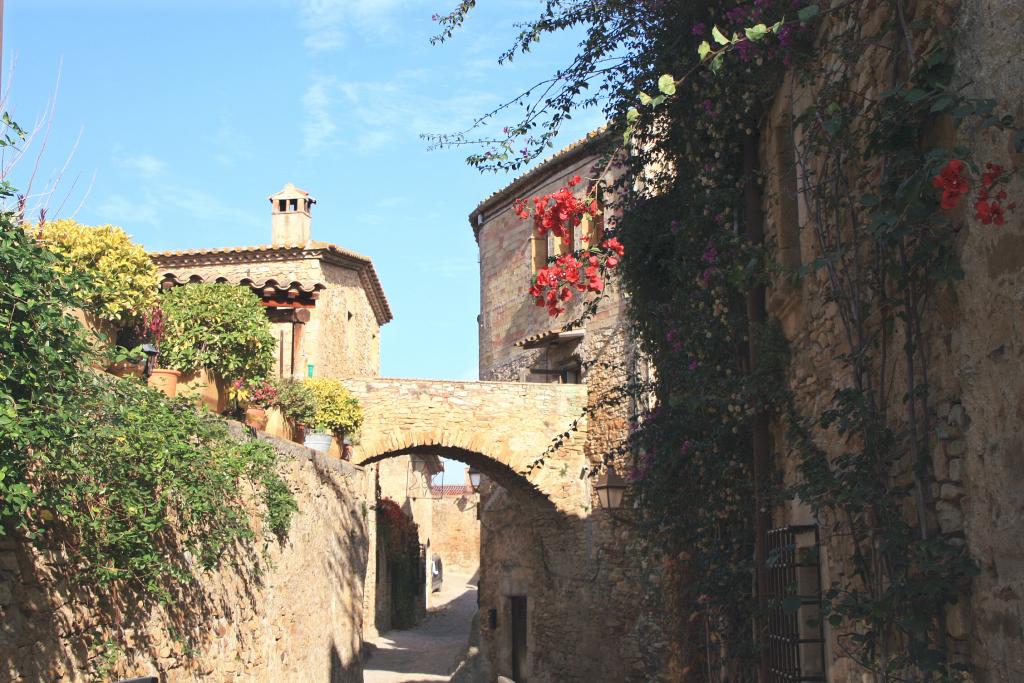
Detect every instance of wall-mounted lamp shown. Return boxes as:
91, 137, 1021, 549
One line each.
594, 463, 628, 510
467, 467, 482, 493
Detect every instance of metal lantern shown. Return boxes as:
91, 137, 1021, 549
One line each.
468, 466, 482, 493
141, 343, 159, 378
594, 464, 627, 509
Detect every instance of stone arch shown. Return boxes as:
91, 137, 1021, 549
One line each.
342, 378, 591, 513
358, 445, 552, 508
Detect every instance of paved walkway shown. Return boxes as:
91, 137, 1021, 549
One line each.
363, 570, 479, 683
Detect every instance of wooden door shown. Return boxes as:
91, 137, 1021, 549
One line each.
511, 596, 528, 682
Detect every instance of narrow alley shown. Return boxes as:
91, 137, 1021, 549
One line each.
363, 571, 479, 683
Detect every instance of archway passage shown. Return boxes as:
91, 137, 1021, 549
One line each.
342, 378, 590, 512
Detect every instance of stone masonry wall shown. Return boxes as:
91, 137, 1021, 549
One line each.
431, 494, 481, 573
151, 254, 381, 380
311, 261, 381, 379
476, 152, 627, 380
472, 144, 667, 680
760, 0, 1024, 679
0, 431, 373, 682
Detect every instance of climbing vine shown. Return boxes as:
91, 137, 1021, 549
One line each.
435, 0, 1020, 679
378, 497, 422, 629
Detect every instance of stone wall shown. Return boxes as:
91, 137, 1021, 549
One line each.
759, 0, 1024, 679
150, 252, 381, 381
0, 431, 373, 682
470, 142, 667, 681
474, 151, 627, 381
312, 261, 381, 378
431, 494, 481, 573
947, 2, 1024, 679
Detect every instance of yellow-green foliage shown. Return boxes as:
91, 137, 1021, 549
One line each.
35, 219, 156, 323
304, 378, 363, 436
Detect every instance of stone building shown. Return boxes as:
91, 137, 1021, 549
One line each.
430, 473, 482, 574
151, 184, 443, 637
752, 2, 1024, 680
375, 453, 443, 628
468, 135, 662, 682
151, 183, 392, 380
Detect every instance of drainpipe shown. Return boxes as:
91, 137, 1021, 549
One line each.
291, 308, 310, 378
744, 131, 771, 683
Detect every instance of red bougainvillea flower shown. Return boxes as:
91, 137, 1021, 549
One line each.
981, 162, 1004, 187
601, 237, 625, 257
932, 159, 970, 210
516, 181, 624, 317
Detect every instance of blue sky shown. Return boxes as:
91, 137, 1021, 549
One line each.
3, 0, 604, 382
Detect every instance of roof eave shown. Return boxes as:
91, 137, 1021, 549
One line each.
467, 127, 612, 238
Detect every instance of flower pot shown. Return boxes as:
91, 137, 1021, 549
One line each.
245, 406, 269, 431
179, 368, 228, 413
303, 431, 333, 453
148, 369, 181, 397
106, 360, 144, 379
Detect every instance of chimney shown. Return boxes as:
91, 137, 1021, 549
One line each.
269, 183, 316, 246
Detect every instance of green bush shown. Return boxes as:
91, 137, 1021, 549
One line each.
39, 375, 296, 595
1, 187, 296, 597
272, 377, 317, 426
159, 283, 274, 382
33, 218, 157, 324
305, 378, 363, 437
0, 202, 92, 522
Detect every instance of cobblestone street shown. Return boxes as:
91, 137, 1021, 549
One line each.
363, 571, 478, 683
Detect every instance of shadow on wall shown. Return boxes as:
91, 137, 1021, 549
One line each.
0, 439, 372, 683
329, 640, 363, 682
361, 445, 662, 683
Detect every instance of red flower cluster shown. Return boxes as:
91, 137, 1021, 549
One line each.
514, 178, 624, 317
528, 238, 624, 316
248, 380, 278, 410
513, 175, 598, 247
934, 159, 1017, 225
932, 159, 970, 209
974, 163, 1016, 226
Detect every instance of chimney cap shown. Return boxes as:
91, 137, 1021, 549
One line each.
268, 183, 316, 204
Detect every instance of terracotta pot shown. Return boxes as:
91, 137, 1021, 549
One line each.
179, 368, 228, 413
245, 406, 269, 431
106, 360, 144, 379
148, 369, 181, 397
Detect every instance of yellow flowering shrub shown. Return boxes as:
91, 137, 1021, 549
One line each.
35, 219, 156, 323
304, 378, 363, 436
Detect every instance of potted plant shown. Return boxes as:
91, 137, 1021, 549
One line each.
272, 378, 317, 443
157, 283, 275, 412
242, 379, 276, 431
303, 378, 364, 454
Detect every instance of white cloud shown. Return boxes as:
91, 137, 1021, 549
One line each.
297, 0, 412, 52
302, 77, 339, 153
121, 153, 165, 179
97, 192, 160, 227
299, 70, 498, 158
97, 165, 262, 242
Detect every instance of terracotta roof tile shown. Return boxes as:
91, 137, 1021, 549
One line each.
151, 242, 392, 325
430, 484, 471, 497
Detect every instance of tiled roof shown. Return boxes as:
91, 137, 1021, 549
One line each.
514, 328, 586, 349
159, 274, 326, 296
430, 484, 470, 497
467, 126, 610, 237
151, 242, 392, 325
